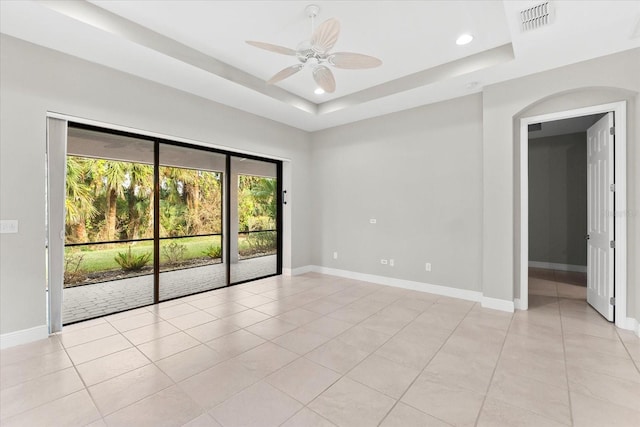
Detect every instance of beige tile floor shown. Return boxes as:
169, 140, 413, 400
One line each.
1, 273, 639, 426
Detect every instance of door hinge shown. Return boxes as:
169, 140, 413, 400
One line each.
610, 184, 615, 192
610, 297, 616, 306
610, 240, 616, 249
610, 126, 615, 136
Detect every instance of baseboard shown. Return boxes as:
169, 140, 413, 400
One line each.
0, 325, 49, 349
528, 261, 587, 273
622, 317, 640, 337
310, 265, 486, 302
291, 265, 520, 314
514, 298, 525, 310
481, 297, 515, 313
290, 265, 314, 276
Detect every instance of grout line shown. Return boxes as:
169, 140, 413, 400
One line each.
557, 283, 575, 426
0, 276, 308, 424
0, 350, 102, 424
615, 328, 640, 374
206, 280, 370, 424
85, 319, 169, 420
59, 338, 105, 424
375, 300, 476, 427
7, 273, 631, 426
473, 304, 515, 427
278, 287, 425, 426
183, 277, 372, 423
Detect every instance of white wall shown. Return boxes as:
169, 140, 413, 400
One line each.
310, 94, 483, 293
0, 35, 312, 336
310, 48, 639, 323
482, 48, 640, 320
2, 33, 639, 342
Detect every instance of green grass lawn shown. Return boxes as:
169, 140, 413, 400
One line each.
66, 234, 273, 274
68, 236, 224, 273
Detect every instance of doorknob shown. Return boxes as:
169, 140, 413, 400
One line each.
585, 234, 590, 240
282, 190, 287, 205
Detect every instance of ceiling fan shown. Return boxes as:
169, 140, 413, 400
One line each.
246, 4, 382, 94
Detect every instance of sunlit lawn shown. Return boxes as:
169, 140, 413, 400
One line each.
67, 236, 225, 273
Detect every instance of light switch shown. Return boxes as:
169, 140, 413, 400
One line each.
0, 220, 19, 234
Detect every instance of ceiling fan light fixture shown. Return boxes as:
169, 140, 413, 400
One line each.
456, 34, 474, 45
247, 5, 382, 93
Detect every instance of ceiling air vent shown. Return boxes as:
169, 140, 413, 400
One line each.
528, 123, 542, 132
521, 2, 552, 31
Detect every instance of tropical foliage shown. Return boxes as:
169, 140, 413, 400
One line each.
65, 156, 225, 243
114, 246, 152, 271
238, 175, 277, 231
64, 155, 276, 282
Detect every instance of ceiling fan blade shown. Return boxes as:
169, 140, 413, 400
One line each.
313, 65, 336, 93
267, 64, 304, 84
328, 52, 382, 69
311, 18, 340, 53
246, 40, 296, 56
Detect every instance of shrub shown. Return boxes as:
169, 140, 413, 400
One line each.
64, 251, 86, 284
115, 246, 151, 271
162, 241, 187, 265
244, 231, 277, 257
202, 245, 222, 259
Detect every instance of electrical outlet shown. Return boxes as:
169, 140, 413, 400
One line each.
0, 220, 18, 234
381, 259, 388, 265
425, 262, 431, 272
333, 252, 338, 259
369, 218, 377, 224
389, 259, 394, 267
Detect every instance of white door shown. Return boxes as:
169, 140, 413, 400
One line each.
586, 113, 615, 321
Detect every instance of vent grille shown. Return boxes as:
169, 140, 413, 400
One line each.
521, 2, 551, 31
528, 123, 542, 132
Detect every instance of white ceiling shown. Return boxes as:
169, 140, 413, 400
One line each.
1, 1, 639, 131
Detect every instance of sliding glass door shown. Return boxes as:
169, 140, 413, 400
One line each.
158, 144, 226, 301
63, 127, 156, 324
60, 124, 282, 325
230, 157, 280, 284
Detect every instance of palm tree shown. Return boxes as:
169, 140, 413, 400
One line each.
198, 171, 222, 234
65, 157, 96, 242
162, 167, 201, 234
125, 164, 153, 239
251, 177, 277, 220
98, 160, 128, 241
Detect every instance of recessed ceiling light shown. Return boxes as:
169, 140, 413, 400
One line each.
314, 87, 325, 95
456, 34, 473, 45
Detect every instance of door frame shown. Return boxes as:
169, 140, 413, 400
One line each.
518, 101, 627, 329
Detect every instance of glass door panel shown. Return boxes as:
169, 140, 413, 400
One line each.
158, 144, 226, 301
63, 127, 155, 324
230, 157, 278, 284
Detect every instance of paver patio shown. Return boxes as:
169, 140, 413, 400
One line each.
62, 255, 277, 324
